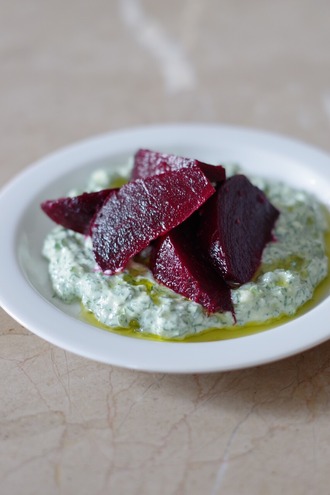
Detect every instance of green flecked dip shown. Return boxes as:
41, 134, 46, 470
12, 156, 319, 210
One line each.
42, 167, 329, 340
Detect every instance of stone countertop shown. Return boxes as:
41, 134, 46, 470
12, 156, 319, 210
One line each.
1, 1, 330, 494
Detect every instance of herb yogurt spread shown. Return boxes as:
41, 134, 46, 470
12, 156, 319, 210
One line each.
42, 166, 329, 340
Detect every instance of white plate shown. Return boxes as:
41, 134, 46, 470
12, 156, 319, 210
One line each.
0, 124, 330, 373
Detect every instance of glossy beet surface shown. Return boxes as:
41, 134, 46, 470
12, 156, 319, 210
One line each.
198, 175, 280, 286
91, 166, 215, 273
132, 149, 226, 184
41, 189, 115, 235
150, 218, 234, 314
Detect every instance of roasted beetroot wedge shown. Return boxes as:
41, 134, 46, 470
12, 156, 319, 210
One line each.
41, 189, 116, 235
150, 218, 234, 314
132, 149, 226, 184
198, 175, 280, 286
91, 166, 215, 273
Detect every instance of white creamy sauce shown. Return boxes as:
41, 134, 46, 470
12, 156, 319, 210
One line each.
42, 166, 329, 339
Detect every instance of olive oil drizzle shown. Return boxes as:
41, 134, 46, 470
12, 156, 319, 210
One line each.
81, 210, 330, 343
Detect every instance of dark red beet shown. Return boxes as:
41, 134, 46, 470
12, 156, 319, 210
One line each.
91, 166, 215, 274
150, 218, 234, 314
198, 175, 280, 286
41, 189, 116, 235
132, 149, 226, 184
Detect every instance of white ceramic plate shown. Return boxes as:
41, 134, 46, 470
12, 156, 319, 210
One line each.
0, 124, 330, 373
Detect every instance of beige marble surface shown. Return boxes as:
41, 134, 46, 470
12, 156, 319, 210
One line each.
1, 1, 330, 493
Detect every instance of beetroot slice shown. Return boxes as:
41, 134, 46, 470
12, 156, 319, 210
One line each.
132, 149, 226, 184
41, 189, 116, 235
198, 175, 280, 286
150, 218, 234, 314
91, 166, 215, 274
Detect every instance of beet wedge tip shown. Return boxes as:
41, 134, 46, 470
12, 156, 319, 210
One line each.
150, 217, 234, 315
41, 189, 116, 235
